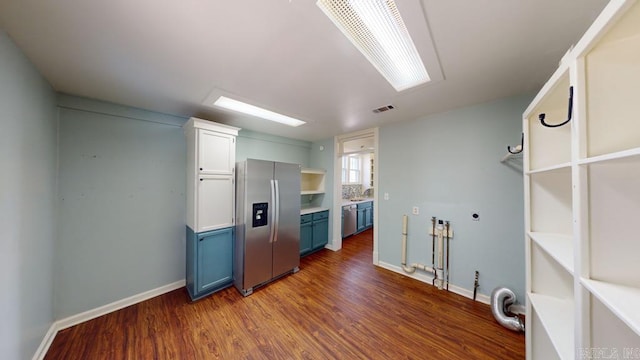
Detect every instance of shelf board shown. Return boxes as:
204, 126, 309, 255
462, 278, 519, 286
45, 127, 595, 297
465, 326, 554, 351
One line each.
578, 146, 640, 165
301, 190, 324, 195
301, 168, 326, 175
527, 162, 571, 175
529, 232, 574, 274
581, 279, 640, 337
528, 293, 575, 360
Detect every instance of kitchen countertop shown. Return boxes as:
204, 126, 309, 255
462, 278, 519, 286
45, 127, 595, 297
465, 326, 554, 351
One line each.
300, 199, 374, 215
341, 198, 374, 207
300, 207, 330, 215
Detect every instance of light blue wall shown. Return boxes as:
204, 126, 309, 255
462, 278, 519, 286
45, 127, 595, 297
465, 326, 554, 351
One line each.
54, 95, 187, 318
378, 94, 530, 302
53, 96, 312, 319
0, 31, 58, 359
236, 129, 311, 166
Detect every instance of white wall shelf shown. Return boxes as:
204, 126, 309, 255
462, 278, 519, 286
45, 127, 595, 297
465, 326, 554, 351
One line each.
301, 168, 326, 195
524, 1, 640, 357
525, 162, 571, 175
531, 242, 574, 299
525, 68, 572, 172
529, 294, 574, 360
528, 168, 573, 236
582, 279, 640, 337
529, 232, 573, 274
578, 146, 640, 165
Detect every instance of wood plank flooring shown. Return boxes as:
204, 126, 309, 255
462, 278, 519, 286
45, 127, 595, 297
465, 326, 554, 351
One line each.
46, 228, 525, 359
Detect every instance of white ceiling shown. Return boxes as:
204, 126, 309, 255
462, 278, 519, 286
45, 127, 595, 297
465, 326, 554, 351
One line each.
0, 0, 609, 142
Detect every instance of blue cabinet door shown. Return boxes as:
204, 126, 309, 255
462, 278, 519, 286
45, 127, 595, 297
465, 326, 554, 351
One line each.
300, 221, 312, 255
312, 218, 329, 250
197, 227, 233, 293
187, 226, 233, 301
356, 208, 366, 232
364, 206, 373, 228
300, 210, 329, 256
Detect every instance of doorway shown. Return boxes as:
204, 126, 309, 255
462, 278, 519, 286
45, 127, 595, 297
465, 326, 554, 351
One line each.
333, 128, 379, 265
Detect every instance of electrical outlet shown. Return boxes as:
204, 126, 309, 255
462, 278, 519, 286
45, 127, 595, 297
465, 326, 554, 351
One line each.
412, 206, 419, 215
384, 192, 389, 200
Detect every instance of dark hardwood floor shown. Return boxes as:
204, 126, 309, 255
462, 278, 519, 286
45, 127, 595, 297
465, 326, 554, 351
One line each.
46, 228, 525, 359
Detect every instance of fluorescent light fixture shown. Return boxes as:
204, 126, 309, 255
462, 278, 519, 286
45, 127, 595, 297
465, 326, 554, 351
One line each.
213, 96, 306, 127
317, 0, 429, 91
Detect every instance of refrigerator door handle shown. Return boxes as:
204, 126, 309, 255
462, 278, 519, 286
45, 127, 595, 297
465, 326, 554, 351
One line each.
270, 179, 276, 243
273, 179, 280, 243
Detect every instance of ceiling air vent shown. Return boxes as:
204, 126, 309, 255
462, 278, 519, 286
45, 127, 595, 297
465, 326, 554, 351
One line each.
372, 105, 395, 114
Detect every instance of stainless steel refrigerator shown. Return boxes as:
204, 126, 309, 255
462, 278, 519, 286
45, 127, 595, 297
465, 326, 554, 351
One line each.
234, 159, 301, 296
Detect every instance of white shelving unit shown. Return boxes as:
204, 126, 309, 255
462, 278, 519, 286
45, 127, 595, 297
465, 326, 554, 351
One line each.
301, 168, 326, 195
524, 1, 640, 358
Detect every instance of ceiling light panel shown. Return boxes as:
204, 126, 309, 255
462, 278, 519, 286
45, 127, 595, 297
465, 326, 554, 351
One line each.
317, 0, 430, 91
214, 96, 306, 127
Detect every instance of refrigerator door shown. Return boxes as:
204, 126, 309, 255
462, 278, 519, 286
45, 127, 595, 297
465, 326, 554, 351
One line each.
272, 162, 301, 278
243, 159, 275, 289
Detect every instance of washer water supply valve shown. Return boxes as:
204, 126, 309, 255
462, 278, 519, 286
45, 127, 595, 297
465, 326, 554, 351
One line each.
400, 215, 453, 291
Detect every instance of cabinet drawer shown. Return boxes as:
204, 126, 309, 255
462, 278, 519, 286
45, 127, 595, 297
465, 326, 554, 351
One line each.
300, 214, 312, 224
312, 210, 329, 221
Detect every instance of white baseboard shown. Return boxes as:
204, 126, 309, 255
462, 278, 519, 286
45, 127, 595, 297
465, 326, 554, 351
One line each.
33, 280, 185, 360
324, 242, 340, 251
32, 323, 59, 360
376, 261, 526, 316
376, 261, 491, 304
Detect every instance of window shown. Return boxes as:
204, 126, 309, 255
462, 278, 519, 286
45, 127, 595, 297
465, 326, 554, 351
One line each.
342, 155, 361, 184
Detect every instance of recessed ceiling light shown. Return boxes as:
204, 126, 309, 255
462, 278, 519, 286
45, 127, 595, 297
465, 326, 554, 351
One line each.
213, 96, 306, 127
317, 0, 429, 92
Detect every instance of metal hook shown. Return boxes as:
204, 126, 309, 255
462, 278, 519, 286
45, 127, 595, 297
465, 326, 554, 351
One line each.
539, 86, 573, 128
507, 133, 523, 154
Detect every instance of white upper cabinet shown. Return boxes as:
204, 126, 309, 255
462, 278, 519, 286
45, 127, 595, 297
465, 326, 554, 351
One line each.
198, 129, 236, 175
197, 175, 235, 232
184, 117, 240, 232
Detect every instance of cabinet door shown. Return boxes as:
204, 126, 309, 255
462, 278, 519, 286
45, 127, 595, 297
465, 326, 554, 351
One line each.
356, 208, 366, 232
300, 221, 312, 255
197, 175, 234, 232
197, 228, 233, 293
312, 218, 329, 250
364, 207, 373, 228
198, 129, 235, 175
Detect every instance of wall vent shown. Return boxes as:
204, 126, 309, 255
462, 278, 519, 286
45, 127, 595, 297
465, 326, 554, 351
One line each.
372, 105, 395, 113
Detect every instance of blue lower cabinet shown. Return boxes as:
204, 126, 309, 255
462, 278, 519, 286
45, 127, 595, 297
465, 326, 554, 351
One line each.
356, 201, 373, 233
300, 216, 313, 255
356, 208, 366, 232
186, 226, 234, 301
364, 206, 373, 228
311, 211, 329, 250
300, 210, 329, 256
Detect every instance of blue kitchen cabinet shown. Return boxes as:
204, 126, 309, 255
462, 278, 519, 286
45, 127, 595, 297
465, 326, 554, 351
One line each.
311, 211, 329, 250
356, 201, 373, 233
300, 214, 313, 255
186, 226, 234, 301
364, 203, 373, 228
300, 210, 329, 256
